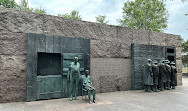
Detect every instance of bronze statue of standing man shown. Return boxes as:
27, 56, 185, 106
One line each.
67, 57, 81, 101
144, 59, 153, 92
158, 60, 166, 91
152, 60, 160, 92
170, 62, 177, 89
164, 60, 171, 90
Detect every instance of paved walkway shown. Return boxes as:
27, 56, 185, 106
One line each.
1, 77, 188, 111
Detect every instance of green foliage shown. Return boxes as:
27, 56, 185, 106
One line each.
0, 0, 17, 8
96, 15, 109, 24
17, 0, 33, 12
182, 40, 188, 64
34, 7, 46, 14
182, 55, 188, 64
119, 0, 169, 32
0, 0, 46, 14
58, 10, 82, 20
182, 40, 188, 52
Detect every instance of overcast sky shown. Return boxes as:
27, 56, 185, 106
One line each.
15, 0, 188, 41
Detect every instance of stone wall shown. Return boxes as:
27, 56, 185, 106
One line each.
0, 7, 182, 102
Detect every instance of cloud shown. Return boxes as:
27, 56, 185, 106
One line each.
164, 1, 188, 40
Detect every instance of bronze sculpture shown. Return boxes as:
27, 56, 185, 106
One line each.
152, 60, 160, 92
158, 60, 166, 91
170, 62, 177, 89
82, 70, 96, 104
164, 60, 171, 90
67, 57, 81, 101
144, 59, 153, 92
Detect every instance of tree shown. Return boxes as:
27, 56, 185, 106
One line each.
96, 15, 109, 24
17, 0, 33, 12
182, 40, 188, 64
119, 0, 168, 32
58, 10, 82, 20
0, 0, 17, 8
34, 7, 46, 14
17, 0, 46, 14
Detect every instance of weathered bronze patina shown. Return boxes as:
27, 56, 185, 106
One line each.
67, 57, 81, 101
164, 60, 171, 90
152, 60, 160, 92
82, 70, 96, 104
144, 59, 153, 92
158, 60, 166, 91
171, 62, 177, 89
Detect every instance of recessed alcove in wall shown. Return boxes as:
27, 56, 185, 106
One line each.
37, 52, 61, 76
131, 43, 176, 90
27, 33, 90, 101
167, 48, 175, 53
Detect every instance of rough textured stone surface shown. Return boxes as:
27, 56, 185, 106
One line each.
177, 73, 182, 85
99, 75, 131, 93
90, 58, 132, 92
133, 29, 150, 44
90, 58, 131, 76
0, 32, 27, 55
177, 60, 182, 73
165, 34, 182, 47
149, 31, 167, 46
91, 40, 131, 58
0, 55, 27, 103
0, 7, 182, 102
0, 7, 44, 34
176, 46, 182, 60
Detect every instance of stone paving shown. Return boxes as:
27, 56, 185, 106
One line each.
1, 76, 188, 111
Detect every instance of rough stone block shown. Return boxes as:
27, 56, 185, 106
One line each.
90, 58, 132, 92
90, 76, 101, 93
177, 73, 182, 85
43, 15, 118, 41
90, 58, 131, 76
0, 32, 27, 55
165, 34, 182, 47
133, 29, 150, 44
176, 60, 182, 73
43, 15, 95, 39
0, 55, 27, 74
91, 40, 131, 58
99, 75, 131, 93
0, 7, 44, 34
117, 27, 133, 43
176, 46, 182, 60
0, 54, 27, 103
149, 31, 167, 46
85, 22, 117, 41
0, 86, 26, 103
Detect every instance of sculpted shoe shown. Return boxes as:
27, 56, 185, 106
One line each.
160, 88, 164, 91
69, 97, 72, 101
75, 97, 79, 100
172, 86, 175, 89
89, 101, 92, 104
93, 100, 96, 103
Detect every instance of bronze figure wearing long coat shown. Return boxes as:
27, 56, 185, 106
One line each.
171, 62, 177, 89
152, 61, 159, 92
144, 59, 153, 92
158, 60, 166, 91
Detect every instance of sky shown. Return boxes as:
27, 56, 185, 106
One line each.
15, 0, 188, 41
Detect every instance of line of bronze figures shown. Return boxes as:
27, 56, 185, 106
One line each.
144, 59, 177, 92
67, 57, 95, 104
